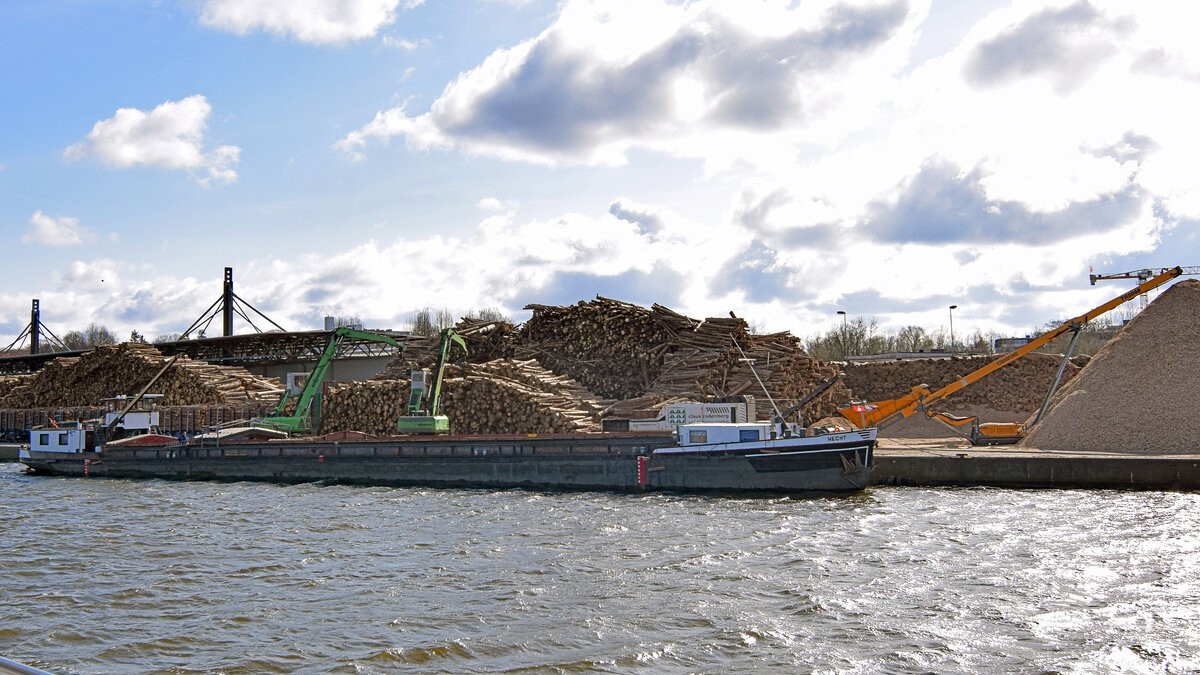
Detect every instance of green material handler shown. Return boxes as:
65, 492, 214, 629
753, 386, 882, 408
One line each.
398, 328, 467, 434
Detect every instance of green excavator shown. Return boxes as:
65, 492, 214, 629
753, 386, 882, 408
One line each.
398, 327, 467, 434
257, 327, 402, 433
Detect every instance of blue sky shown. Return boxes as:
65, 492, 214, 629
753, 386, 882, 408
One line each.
2, 0, 1198, 346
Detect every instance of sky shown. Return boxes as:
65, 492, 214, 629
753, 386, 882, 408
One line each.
3, 0, 1199, 348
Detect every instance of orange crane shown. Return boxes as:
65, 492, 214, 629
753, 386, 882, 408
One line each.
837, 266, 1186, 444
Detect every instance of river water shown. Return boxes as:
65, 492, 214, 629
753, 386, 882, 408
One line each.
2, 461, 1198, 674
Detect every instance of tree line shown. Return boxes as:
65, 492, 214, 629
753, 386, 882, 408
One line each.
4, 305, 1128, 360
802, 312, 1131, 362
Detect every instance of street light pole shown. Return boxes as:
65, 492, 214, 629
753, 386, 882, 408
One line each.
837, 310, 847, 361
948, 305, 957, 355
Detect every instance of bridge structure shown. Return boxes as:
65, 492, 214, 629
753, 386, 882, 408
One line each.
0, 266, 410, 379
0, 329, 408, 378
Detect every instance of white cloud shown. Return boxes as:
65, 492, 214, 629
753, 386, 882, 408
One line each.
23, 211, 92, 247
337, 1, 1200, 229
199, 0, 418, 45
64, 95, 240, 186
381, 35, 430, 51
337, 0, 923, 166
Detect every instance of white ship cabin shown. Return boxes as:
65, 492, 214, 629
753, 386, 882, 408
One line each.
27, 422, 94, 454
676, 422, 802, 446
102, 394, 162, 433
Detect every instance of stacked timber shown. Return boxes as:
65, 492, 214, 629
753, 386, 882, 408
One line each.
367, 298, 849, 429
374, 318, 517, 380
642, 314, 848, 422
443, 360, 607, 434
843, 353, 1088, 413
0, 342, 283, 408
317, 380, 408, 436
515, 297, 676, 399
320, 359, 606, 435
0, 374, 30, 400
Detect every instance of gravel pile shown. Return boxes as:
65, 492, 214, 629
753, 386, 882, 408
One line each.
1020, 279, 1200, 453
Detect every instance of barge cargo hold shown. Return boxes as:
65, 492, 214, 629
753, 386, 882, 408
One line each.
19, 428, 876, 494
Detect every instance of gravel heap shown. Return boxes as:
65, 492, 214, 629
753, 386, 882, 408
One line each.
1020, 279, 1200, 453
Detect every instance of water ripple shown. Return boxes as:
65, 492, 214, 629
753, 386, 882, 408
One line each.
2, 464, 1199, 673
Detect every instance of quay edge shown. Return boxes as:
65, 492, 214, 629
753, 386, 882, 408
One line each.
872, 446, 1200, 490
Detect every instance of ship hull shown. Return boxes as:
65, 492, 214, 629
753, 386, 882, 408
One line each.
19, 431, 874, 494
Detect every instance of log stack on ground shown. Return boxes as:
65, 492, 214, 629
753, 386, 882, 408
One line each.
643, 315, 849, 422
844, 353, 1088, 414
0, 342, 284, 408
515, 297, 676, 400
0, 374, 31, 400
371, 297, 852, 431
1020, 279, 1200, 453
375, 318, 516, 380
321, 358, 606, 436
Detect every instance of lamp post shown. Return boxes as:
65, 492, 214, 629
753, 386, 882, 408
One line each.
836, 310, 847, 361
948, 305, 957, 355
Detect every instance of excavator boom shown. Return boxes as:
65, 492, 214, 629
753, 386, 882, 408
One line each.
398, 328, 468, 434
839, 266, 1184, 430
258, 327, 402, 433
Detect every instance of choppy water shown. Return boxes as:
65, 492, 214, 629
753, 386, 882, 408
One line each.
2, 462, 1198, 675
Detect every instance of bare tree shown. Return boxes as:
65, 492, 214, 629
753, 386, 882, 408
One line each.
465, 307, 510, 323
63, 323, 118, 350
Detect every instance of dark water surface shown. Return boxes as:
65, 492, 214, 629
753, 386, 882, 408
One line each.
2, 462, 1198, 674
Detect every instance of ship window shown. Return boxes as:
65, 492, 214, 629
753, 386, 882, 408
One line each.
739, 429, 760, 442
39, 433, 50, 446
58, 433, 69, 445
688, 430, 707, 444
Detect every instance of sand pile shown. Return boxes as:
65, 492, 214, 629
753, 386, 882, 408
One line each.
1019, 279, 1200, 453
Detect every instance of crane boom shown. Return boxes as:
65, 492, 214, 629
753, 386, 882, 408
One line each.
258, 327, 402, 433
839, 266, 1184, 429
1090, 266, 1200, 284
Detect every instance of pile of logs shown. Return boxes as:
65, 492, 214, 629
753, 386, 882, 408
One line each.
843, 353, 1089, 413
320, 358, 606, 435
0, 343, 284, 408
640, 314, 848, 421
443, 360, 606, 434
515, 297, 677, 399
365, 296, 850, 430
0, 375, 30, 400
318, 380, 408, 436
374, 318, 517, 380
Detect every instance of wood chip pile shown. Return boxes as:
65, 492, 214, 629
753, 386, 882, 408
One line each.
0, 342, 284, 408
843, 353, 1089, 414
1020, 279, 1200, 453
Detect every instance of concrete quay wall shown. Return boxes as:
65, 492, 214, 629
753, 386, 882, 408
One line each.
873, 445, 1200, 490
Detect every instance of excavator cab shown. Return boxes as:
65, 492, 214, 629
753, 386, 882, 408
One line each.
397, 328, 468, 435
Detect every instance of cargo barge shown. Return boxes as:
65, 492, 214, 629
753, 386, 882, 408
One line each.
19, 423, 876, 494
